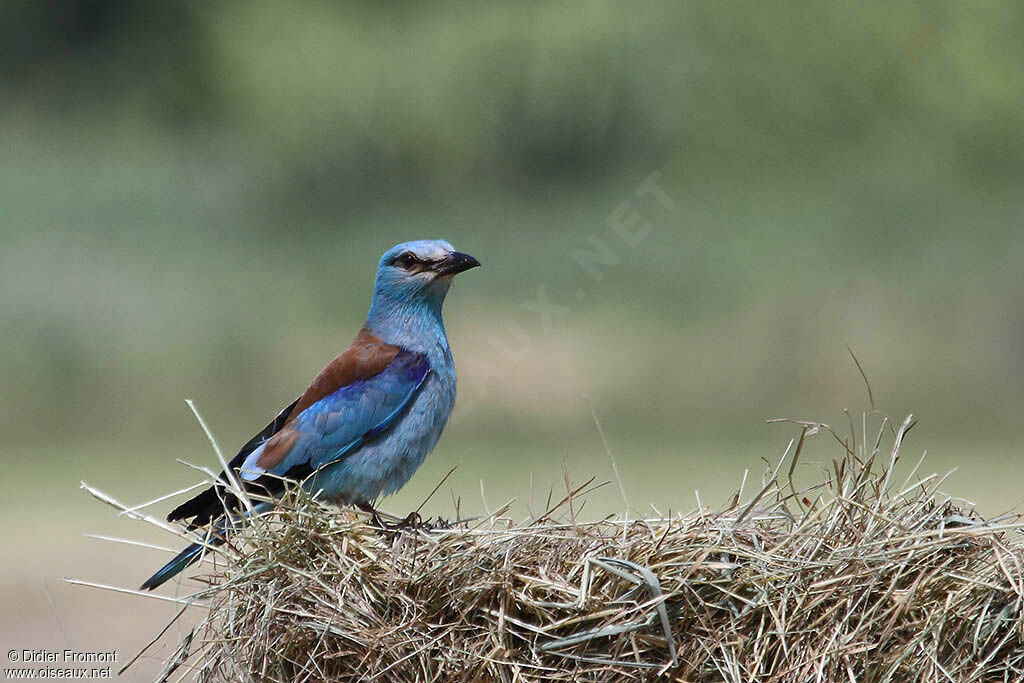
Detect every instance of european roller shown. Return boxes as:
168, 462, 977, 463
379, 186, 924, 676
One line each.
141, 240, 479, 590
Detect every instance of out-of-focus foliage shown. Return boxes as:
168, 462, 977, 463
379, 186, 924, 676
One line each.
0, 0, 215, 122
6, 2, 1024, 200
2, 0, 1022, 477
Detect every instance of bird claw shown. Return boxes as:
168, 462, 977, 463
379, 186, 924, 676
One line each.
397, 511, 422, 529
357, 502, 422, 532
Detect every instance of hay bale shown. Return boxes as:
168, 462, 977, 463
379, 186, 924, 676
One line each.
163, 418, 1024, 681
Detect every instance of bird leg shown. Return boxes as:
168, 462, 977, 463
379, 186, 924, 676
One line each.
356, 500, 387, 528
397, 511, 423, 529
356, 501, 422, 531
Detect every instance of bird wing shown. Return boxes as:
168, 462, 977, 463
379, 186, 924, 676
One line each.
167, 326, 428, 527
237, 348, 430, 483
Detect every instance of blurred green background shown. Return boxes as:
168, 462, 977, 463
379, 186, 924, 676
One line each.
3, 1, 1023, 677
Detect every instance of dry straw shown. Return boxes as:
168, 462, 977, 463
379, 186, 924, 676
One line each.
79, 412, 1024, 682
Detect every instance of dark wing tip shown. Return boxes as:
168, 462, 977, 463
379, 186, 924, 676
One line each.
166, 488, 225, 528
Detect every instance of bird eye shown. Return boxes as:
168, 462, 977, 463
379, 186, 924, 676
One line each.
395, 252, 420, 269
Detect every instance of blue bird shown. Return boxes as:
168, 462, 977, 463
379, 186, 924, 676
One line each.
141, 240, 480, 590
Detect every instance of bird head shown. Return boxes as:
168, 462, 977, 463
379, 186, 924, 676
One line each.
373, 240, 480, 309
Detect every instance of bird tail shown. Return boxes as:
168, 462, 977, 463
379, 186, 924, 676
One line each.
142, 503, 269, 591
141, 530, 226, 591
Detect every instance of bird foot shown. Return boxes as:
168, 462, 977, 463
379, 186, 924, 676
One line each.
396, 511, 422, 529
356, 502, 422, 532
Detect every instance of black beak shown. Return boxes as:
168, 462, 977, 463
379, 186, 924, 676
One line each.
434, 251, 481, 276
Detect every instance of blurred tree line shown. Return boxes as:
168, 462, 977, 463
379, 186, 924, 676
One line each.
5, 1, 1023, 208
3, 1, 1023, 449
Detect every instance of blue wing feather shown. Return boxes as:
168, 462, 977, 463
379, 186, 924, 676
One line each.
239, 350, 430, 481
